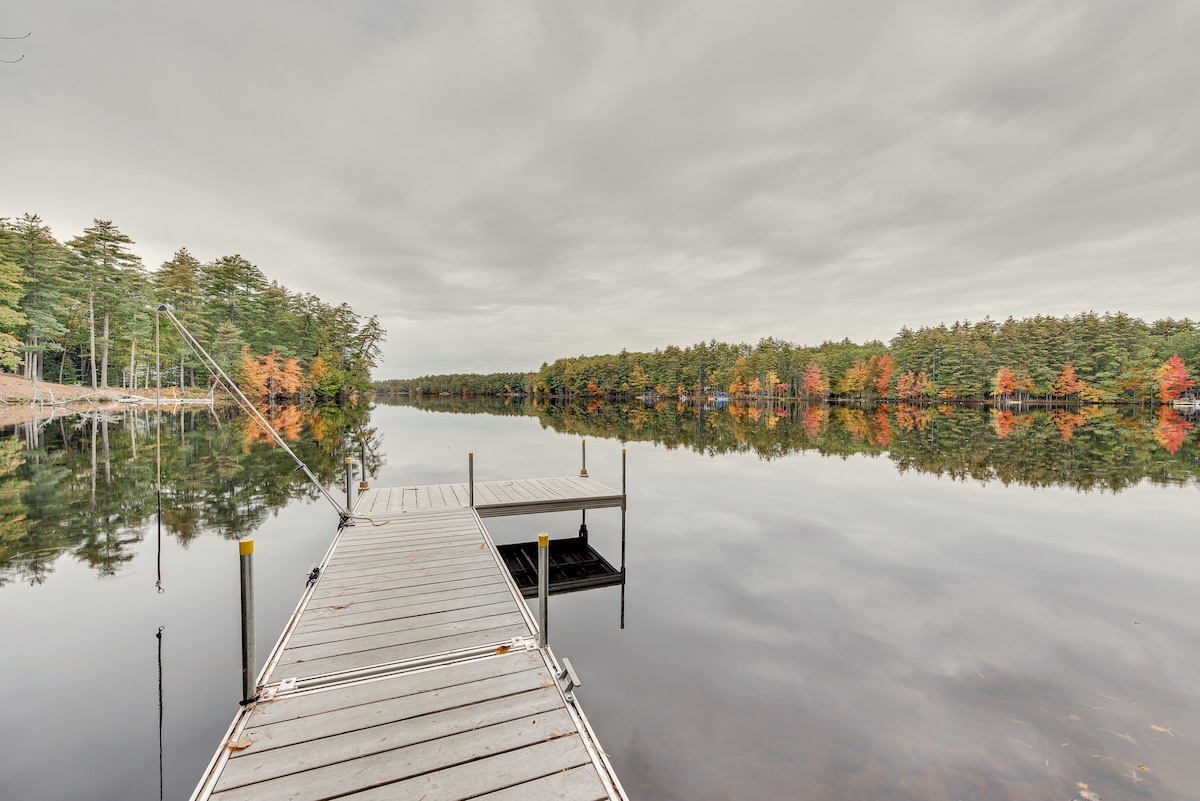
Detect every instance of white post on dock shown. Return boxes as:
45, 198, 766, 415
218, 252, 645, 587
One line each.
538, 532, 549, 648
344, 457, 354, 512
469, 452, 474, 507
579, 439, 588, 477
239, 538, 256, 704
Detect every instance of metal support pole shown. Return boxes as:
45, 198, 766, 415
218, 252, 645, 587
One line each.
620, 447, 626, 631
239, 538, 256, 704
578, 509, 588, 543
469, 452, 474, 507
358, 441, 369, 492
344, 457, 354, 512
579, 439, 588, 477
537, 533, 549, 648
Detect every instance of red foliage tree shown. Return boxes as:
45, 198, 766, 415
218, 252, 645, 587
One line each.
992, 366, 1018, 399
1155, 354, 1195, 403
800, 363, 829, 398
1051, 363, 1088, 401
870, 354, 895, 398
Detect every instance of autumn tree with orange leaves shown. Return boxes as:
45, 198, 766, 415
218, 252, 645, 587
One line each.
1051, 363, 1089, 402
992, 366, 1017, 399
241, 347, 304, 400
870, 354, 895, 397
800, 363, 829, 398
1155, 354, 1195, 403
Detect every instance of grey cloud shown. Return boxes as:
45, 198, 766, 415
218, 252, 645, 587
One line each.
3, 0, 1198, 376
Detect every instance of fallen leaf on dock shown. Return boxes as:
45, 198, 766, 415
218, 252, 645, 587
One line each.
227, 737, 256, 751
495, 645, 511, 655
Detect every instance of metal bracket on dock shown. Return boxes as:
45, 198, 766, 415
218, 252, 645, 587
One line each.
557, 658, 581, 695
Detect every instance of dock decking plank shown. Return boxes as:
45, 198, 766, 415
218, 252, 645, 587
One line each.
195, 493, 625, 801
211, 710, 578, 801
248, 650, 547, 728
218, 687, 564, 790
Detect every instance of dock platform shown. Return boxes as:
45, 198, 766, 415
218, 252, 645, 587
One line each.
356, 476, 624, 517
190, 480, 628, 801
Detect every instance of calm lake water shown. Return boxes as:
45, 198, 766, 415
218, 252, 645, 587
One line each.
2, 399, 1198, 800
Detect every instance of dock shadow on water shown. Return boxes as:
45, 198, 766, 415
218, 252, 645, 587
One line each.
1, 398, 1198, 800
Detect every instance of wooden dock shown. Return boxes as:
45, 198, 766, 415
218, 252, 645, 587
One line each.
190, 480, 628, 801
356, 476, 625, 517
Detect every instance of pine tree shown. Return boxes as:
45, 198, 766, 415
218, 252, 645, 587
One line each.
0, 214, 67, 382
67, 220, 142, 389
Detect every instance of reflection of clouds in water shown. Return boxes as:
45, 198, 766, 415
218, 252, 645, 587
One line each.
590, 438, 1200, 799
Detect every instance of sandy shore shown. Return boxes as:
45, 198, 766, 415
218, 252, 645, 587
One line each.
0, 374, 218, 427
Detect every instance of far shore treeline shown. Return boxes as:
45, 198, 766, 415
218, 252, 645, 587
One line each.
0, 213, 384, 400
377, 313, 1198, 404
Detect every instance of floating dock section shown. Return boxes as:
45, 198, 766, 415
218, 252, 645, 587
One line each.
190, 476, 628, 801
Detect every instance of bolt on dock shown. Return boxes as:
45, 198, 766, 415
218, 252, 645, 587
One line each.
190, 454, 630, 801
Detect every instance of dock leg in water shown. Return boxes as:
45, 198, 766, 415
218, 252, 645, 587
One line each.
239, 538, 256, 705
538, 532, 549, 648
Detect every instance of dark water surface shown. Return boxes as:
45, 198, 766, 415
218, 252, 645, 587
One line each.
1, 400, 1198, 800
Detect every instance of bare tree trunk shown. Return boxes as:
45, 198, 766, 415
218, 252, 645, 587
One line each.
129, 338, 136, 391
89, 285, 98, 390
100, 302, 110, 389
90, 415, 97, 508
102, 417, 111, 486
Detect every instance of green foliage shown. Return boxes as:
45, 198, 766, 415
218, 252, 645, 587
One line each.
0, 404, 380, 585
376, 371, 532, 396
0, 211, 385, 396
379, 312, 1200, 405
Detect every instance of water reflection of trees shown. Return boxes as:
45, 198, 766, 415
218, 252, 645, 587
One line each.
380, 396, 1200, 494
0, 404, 380, 586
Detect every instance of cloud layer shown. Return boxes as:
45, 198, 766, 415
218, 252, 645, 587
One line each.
4, 1, 1198, 375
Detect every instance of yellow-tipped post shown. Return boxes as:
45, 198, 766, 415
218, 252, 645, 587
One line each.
238, 538, 255, 704
537, 533, 549, 647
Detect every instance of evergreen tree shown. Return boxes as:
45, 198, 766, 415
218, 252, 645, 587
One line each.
67, 220, 142, 389
0, 214, 67, 381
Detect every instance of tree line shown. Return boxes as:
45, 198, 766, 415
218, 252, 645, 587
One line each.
0, 213, 385, 400
380, 395, 1199, 494
378, 312, 1198, 404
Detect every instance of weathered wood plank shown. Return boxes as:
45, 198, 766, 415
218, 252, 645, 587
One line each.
269, 622, 532, 681
320, 550, 494, 578
280, 611, 526, 662
286, 601, 522, 648
308, 572, 507, 606
295, 590, 516, 635
219, 687, 565, 790
471, 765, 611, 801
251, 650, 547, 727
336, 734, 597, 801
210, 710, 579, 801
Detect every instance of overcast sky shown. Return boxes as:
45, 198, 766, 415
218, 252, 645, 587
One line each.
3, 1, 1198, 377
